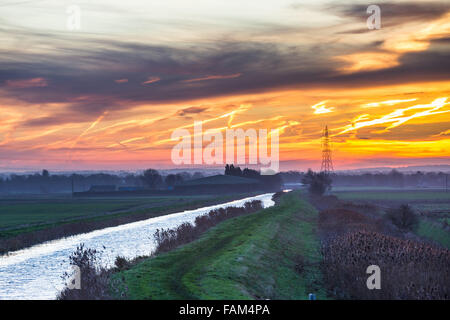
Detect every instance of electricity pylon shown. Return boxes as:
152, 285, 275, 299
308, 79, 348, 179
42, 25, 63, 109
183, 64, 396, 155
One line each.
321, 125, 334, 173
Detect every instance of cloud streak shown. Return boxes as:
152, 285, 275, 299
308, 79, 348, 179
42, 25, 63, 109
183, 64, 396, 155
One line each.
335, 97, 449, 136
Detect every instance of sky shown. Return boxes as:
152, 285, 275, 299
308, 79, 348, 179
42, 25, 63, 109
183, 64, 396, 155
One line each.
0, 0, 449, 172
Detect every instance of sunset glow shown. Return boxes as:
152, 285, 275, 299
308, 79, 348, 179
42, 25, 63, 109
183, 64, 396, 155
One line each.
0, 0, 449, 171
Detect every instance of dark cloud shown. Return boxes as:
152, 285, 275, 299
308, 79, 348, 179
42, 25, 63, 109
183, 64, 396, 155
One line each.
23, 115, 75, 127
176, 106, 209, 117
0, 32, 448, 119
332, 1, 450, 27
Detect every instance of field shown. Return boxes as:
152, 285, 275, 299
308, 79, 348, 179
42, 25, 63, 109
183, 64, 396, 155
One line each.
333, 189, 450, 202
0, 193, 249, 241
332, 189, 450, 248
112, 191, 327, 300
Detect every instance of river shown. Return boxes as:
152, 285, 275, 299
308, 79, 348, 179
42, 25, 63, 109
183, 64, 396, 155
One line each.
0, 193, 274, 300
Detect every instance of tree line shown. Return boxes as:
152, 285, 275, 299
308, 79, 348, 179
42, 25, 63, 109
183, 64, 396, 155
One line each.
0, 167, 447, 194
280, 169, 448, 188
0, 169, 204, 194
224, 164, 283, 190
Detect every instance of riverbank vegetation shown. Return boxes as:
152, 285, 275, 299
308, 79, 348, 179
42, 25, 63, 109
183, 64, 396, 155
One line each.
59, 191, 327, 300
108, 191, 326, 300
57, 188, 449, 300
315, 190, 450, 299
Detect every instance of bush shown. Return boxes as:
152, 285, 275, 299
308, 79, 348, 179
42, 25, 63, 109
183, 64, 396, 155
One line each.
302, 169, 332, 196
153, 200, 263, 254
57, 244, 111, 300
386, 204, 419, 231
114, 256, 130, 271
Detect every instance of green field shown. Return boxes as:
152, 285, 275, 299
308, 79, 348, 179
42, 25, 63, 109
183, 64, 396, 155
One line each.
333, 190, 450, 202
416, 220, 450, 248
333, 189, 450, 248
113, 191, 327, 300
0, 194, 244, 239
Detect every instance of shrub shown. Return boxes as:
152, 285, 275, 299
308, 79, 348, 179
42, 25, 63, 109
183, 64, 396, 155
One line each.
302, 169, 332, 196
386, 204, 419, 231
57, 244, 111, 300
153, 200, 263, 254
114, 256, 130, 271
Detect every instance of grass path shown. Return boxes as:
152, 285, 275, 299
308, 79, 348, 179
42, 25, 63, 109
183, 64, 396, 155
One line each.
113, 192, 327, 300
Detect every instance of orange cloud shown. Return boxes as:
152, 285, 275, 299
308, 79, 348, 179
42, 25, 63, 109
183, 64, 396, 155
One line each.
142, 77, 161, 85
336, 52, 399, 73
182, 73, 242, 83
335, 97, 449, 135
6, 78, 48, 88
362, 98, 418, 108
311, 101, 334, 114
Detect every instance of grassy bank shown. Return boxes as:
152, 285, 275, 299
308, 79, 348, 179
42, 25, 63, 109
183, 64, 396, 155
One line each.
113, 191, 327, 300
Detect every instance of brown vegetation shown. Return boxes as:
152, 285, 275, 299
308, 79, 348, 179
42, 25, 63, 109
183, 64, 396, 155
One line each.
58, 200, 263, 299
154, 200, 263, 254
322, 230, 450, 299
317, 202, 450, 299
57, 244, 113, 300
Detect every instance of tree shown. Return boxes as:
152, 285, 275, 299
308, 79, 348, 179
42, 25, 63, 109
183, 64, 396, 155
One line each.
242, 168, 260, 179
192, 172, 204, 180
42, 169, 50, 178
224, 164, 243, 177
141, 169, 163, 189
386, 204, 419, 231
388, 169, 404, 187
302, 169, 332, 196
165, 174, 177, 187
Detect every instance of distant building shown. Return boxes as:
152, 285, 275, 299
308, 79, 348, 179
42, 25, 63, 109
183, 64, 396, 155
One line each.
88, 185, 116, 192
174, 174, 261, 194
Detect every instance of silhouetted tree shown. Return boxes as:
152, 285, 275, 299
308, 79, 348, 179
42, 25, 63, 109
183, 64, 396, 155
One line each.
165, 174, 177, 187
389, 169, 404, 187
141, 169, 163, 189
192, 172, 204, 180
302, 169, 332, 196
225, 164, 243, 177
242, 168, 260, 179
386, 204, 419, 231
42, 169, 50, 178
